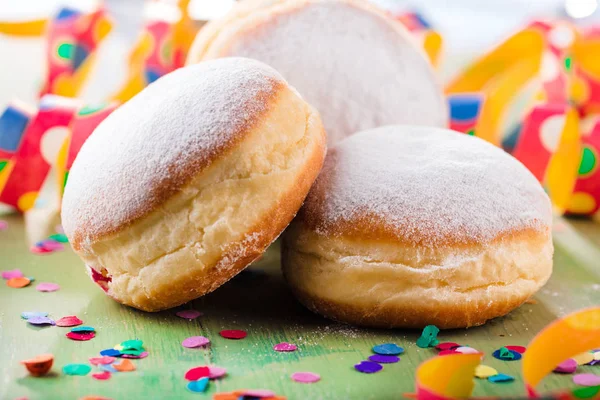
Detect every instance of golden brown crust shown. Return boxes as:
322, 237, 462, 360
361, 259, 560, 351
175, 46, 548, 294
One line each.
70, 79, 283, 251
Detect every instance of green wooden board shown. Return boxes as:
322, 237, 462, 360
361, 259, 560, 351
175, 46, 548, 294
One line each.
1, 214, 600, 400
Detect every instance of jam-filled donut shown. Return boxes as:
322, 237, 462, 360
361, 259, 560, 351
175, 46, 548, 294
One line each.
187, 0, 447, 146
282, 125, 553, 329
62, 57, 326, 311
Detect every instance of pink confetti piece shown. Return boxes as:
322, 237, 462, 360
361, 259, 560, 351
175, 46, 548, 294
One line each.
554, 358, 578, 374
238, 390, 276, 398
175, 310, 202, 319
208, 366, 227, 379
36, 282, 60, 292
89, 356, 115, 365
2, 269, 23, 279
56, 316, 83, 327
92, 371, 111, 380
291, 372, 321, 383
273, 342, 297, 352
0, 220, 8, 230
574, 373, 600, 386
182, 336, 210, 348
40, 240, 64, 252
454, 346, 480, 354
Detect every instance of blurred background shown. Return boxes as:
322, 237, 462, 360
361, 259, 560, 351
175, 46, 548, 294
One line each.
1, 0, 599, 109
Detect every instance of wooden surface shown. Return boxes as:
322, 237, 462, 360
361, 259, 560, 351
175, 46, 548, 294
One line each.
1, 215, 600, 400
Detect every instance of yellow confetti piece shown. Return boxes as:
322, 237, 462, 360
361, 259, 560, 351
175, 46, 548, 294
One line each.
572, 351, 595, 365
474, 365, 498, 379
594, 351, 600, 361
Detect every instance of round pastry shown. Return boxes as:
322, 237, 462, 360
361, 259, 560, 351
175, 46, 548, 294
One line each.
187, 0, 447, 146
62, 57, 326, 312
282, 126, 553, 329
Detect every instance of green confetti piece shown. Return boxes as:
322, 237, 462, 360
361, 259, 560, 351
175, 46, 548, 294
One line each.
63, 363, 91, 376
416, 325, 440, 348
121, 339, 143, 350
48, 233, 68, 243
573, 385, 600, 399
499, 347, 515, 360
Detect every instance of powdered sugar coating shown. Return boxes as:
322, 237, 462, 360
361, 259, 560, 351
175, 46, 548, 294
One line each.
62, 58, 283, 246
211, 0, 447, 146
301, 126, 552, 247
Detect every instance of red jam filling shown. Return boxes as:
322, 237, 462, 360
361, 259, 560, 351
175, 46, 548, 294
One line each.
90, 266, 112, 293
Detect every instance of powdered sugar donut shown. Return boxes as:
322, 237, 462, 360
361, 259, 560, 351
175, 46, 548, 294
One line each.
187, 0, 447, 146
282, 126, 553, 329
62, 58, 326, 311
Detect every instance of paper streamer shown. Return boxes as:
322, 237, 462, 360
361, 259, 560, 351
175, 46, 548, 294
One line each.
392, 12, 442, 68
40, 7, 112, 98
0, 101, 34, 194
567, 119, 600, 215
0, 19, 48, 37
414, 308, 600, 399
113, 0, 199, 102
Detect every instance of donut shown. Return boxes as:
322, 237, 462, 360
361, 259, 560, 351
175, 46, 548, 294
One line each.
282, 126, 553, 329
61, 57, 326, 311
187, 0, 447, 146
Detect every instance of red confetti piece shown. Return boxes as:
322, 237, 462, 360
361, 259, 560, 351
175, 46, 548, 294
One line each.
56, 316, 83, 327
20, 353, 53, 377
219, 329, 247, 340
185, 366, 210, 381
36, 282, 60, 292
438, 350, 461, 356
89, 356, 115, 366
92, 371, 111, 380
505, 345, 526, 354
435, 342, 460, 351
66, 331, 95, 341
273, 342, 297, 352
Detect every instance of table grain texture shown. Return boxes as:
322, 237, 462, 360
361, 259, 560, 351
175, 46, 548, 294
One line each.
1, 215, 600, 400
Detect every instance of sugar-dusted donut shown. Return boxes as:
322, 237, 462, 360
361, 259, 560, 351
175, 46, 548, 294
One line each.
282, 126, 553, 329
187, 0, 447, 146
62, 57, 326, 311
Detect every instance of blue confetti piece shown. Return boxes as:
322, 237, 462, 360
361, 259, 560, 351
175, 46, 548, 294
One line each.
100, 349, 121, 357
71, 326, 95, 333
99, 364, 117, 373
187, 377, 209, 393
372, 343, 404, 355
21, 311, 48, 320
488, 373, 515, 383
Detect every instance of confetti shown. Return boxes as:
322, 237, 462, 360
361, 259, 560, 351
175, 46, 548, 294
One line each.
71, 326, 95, 333
368, 355, 400, 364
454, 346, 480, 354
100, 349, 121, 357
505, 345, 527, 354
27, 316, 55, 325
7, 277, 31, 288
21, 311, 48, 320
273, 342, 297, 352
63, 363, 92, 376
354, 361, 383, 374
20, 353, 53, 376
185, 366, 210, 381
488, 373, 515, 383
0, 220, 8, 230
573, 352, 595, 366
40, 240, 64, 251
175, 310, 202, 319
492, 347, 522, 361
436, 342, 460, 351
121, 351, 148, 359
66, 332, 95, 341
30, 246, 51, 255
2, 269, 23, 279
438, 350, 461, 356
99, 364, 117, 373
113, 359, 135, 372
56, 316, 83, 327
234, 389, 276, 398
182, 336, 210, 348
416, 325, 440, 348
208, 366, 227, 379
372, 343, 404, 355
291, 371, 321, 383
574, 373, 600, 387
92, 371, 111, 380
475, 365, 498, 379
572, 386, 600, 399
89, 356, 115, 366
48, 233, 68, 243
121, 339, 143, 350
219, 329, 247, 340
554, 358, 578, 374
187, 377, 209, 393
36, 282, 60, 292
